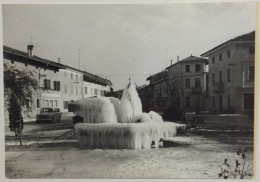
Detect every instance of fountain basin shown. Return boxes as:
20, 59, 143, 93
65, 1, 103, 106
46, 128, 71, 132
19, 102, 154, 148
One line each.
75, 122, 186, 149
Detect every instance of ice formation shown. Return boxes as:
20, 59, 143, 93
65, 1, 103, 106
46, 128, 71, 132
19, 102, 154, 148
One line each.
69, 97, 117, 124
120, 83, 142, 123
108, 97, 121, 123
75, 122, 186, 149
148, 111, 163, 122
71, 82, 186, 150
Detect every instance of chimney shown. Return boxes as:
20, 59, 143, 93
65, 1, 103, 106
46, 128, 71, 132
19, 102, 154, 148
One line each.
58, 57, 60, 63
171, 59, 173, 65
27, 44, 34, 56
177, 56, 179, 62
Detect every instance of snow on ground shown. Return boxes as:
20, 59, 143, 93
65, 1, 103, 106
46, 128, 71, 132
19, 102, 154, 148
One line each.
5, 134, 254, 179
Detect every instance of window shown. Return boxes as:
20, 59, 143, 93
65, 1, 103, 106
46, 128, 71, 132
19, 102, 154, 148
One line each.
71, 73, 73, 80
94, 89, 98, 95
185, 97, 190, 107
91, 88, 93, 95
26, 99, 30, 108
53, 81, 56, 90
64, 72, 67, 78
212, 57, 215, 64
219, 54, 222, 61
50, 100, 53, 108
185, 65, 190, 72
195, 78, 201, 88
195, 64, 201, 72
249, 46, 255, 54
76, 75, 78, 81
249, 66, 254, 81
212, 73, 215, 84
37, 99, 40, 108
44, 79, 51, 89
76, 86, 78, 95
185, 78, 190, 89
46, 100, 49, 107
244, 93, 254, 110
227, 50, 230, 58
54, 100, 58, 107
227, 69, 231, 82
212, 96, 215, 107
227, 94, 231, 107
219, 71, 222, 82
85, 87, 88, 94
71, 86, 74, 94
64, 101, 68, 109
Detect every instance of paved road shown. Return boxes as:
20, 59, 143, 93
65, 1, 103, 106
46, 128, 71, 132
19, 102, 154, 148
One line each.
5, 113, 74, 136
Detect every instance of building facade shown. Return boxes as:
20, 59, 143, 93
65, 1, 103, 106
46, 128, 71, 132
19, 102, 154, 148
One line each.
201, 31, 255, 114
146, 70, 169, 113
3, 45, 112, 120
137, 84, 150, 112
166, 56, 208, 113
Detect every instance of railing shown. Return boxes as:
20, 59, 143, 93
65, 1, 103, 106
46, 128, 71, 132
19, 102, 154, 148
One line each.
191, 87, 202, 95
213, 82, 224, 93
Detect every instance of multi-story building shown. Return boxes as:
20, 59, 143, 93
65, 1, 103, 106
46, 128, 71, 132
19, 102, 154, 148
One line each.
3, 45, 112, 120
83, 72, 112, 98
146, 70, 169, 113
137, 84, 150, 112
166, 55, 208, 112
3, 45, 63, 120
201, 31, 255, 114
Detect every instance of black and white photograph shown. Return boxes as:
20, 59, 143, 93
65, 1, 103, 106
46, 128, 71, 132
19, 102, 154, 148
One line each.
1, 0, 259, 180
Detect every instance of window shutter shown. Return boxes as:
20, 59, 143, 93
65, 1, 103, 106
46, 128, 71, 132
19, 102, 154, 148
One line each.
53, 81, 56, 90
47, 80, 51, 89
56, 81, 58, 90
44, 79, 47, 89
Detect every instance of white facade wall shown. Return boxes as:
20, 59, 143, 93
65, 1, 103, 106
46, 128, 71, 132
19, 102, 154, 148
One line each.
59, 69, 84, 112
83, 82, 110, 98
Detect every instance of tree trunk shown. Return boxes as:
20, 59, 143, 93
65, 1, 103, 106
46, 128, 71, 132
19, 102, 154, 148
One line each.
19, 118, 22, 147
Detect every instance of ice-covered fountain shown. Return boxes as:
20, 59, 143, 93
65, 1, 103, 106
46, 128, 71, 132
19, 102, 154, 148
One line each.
69, 82, 186, 149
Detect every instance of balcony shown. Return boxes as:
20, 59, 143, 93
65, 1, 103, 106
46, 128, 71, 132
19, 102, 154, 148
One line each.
213, 82, 224, 94
191, 87, 202, 95
170, 88, 179, 96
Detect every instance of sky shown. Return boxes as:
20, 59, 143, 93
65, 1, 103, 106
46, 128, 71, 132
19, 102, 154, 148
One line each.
3, 2, 256, 90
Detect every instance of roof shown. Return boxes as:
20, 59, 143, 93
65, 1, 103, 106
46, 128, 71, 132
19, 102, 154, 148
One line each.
201, 31, 255, 56
146, 70, 168, 81
166, 55, 208, 69
3, 45, 112, 86
137, 84, 148, 90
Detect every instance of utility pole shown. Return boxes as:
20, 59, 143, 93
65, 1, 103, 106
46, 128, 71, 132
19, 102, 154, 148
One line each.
78, 49, 81, 70
165, 48, 168, 69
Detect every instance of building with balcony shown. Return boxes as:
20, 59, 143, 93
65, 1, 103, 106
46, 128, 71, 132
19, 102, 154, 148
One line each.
146, 70, 169, 113
201, 31, 255, 114
137, 84, 150, 112
166, 55, 208, 112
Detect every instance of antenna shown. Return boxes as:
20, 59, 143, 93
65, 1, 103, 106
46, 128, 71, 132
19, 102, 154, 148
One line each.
78, 49, 81, 70
30, 36, 33, 44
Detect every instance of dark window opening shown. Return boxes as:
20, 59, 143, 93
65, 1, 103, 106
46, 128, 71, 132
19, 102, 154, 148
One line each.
185, 65, 190, 72
195, 64, 201, 72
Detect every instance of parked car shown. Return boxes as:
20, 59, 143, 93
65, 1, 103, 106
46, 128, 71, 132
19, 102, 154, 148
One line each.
36, 107, 62, 123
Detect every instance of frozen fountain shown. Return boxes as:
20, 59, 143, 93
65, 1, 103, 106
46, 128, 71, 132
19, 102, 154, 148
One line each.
69, 83, 186, 149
